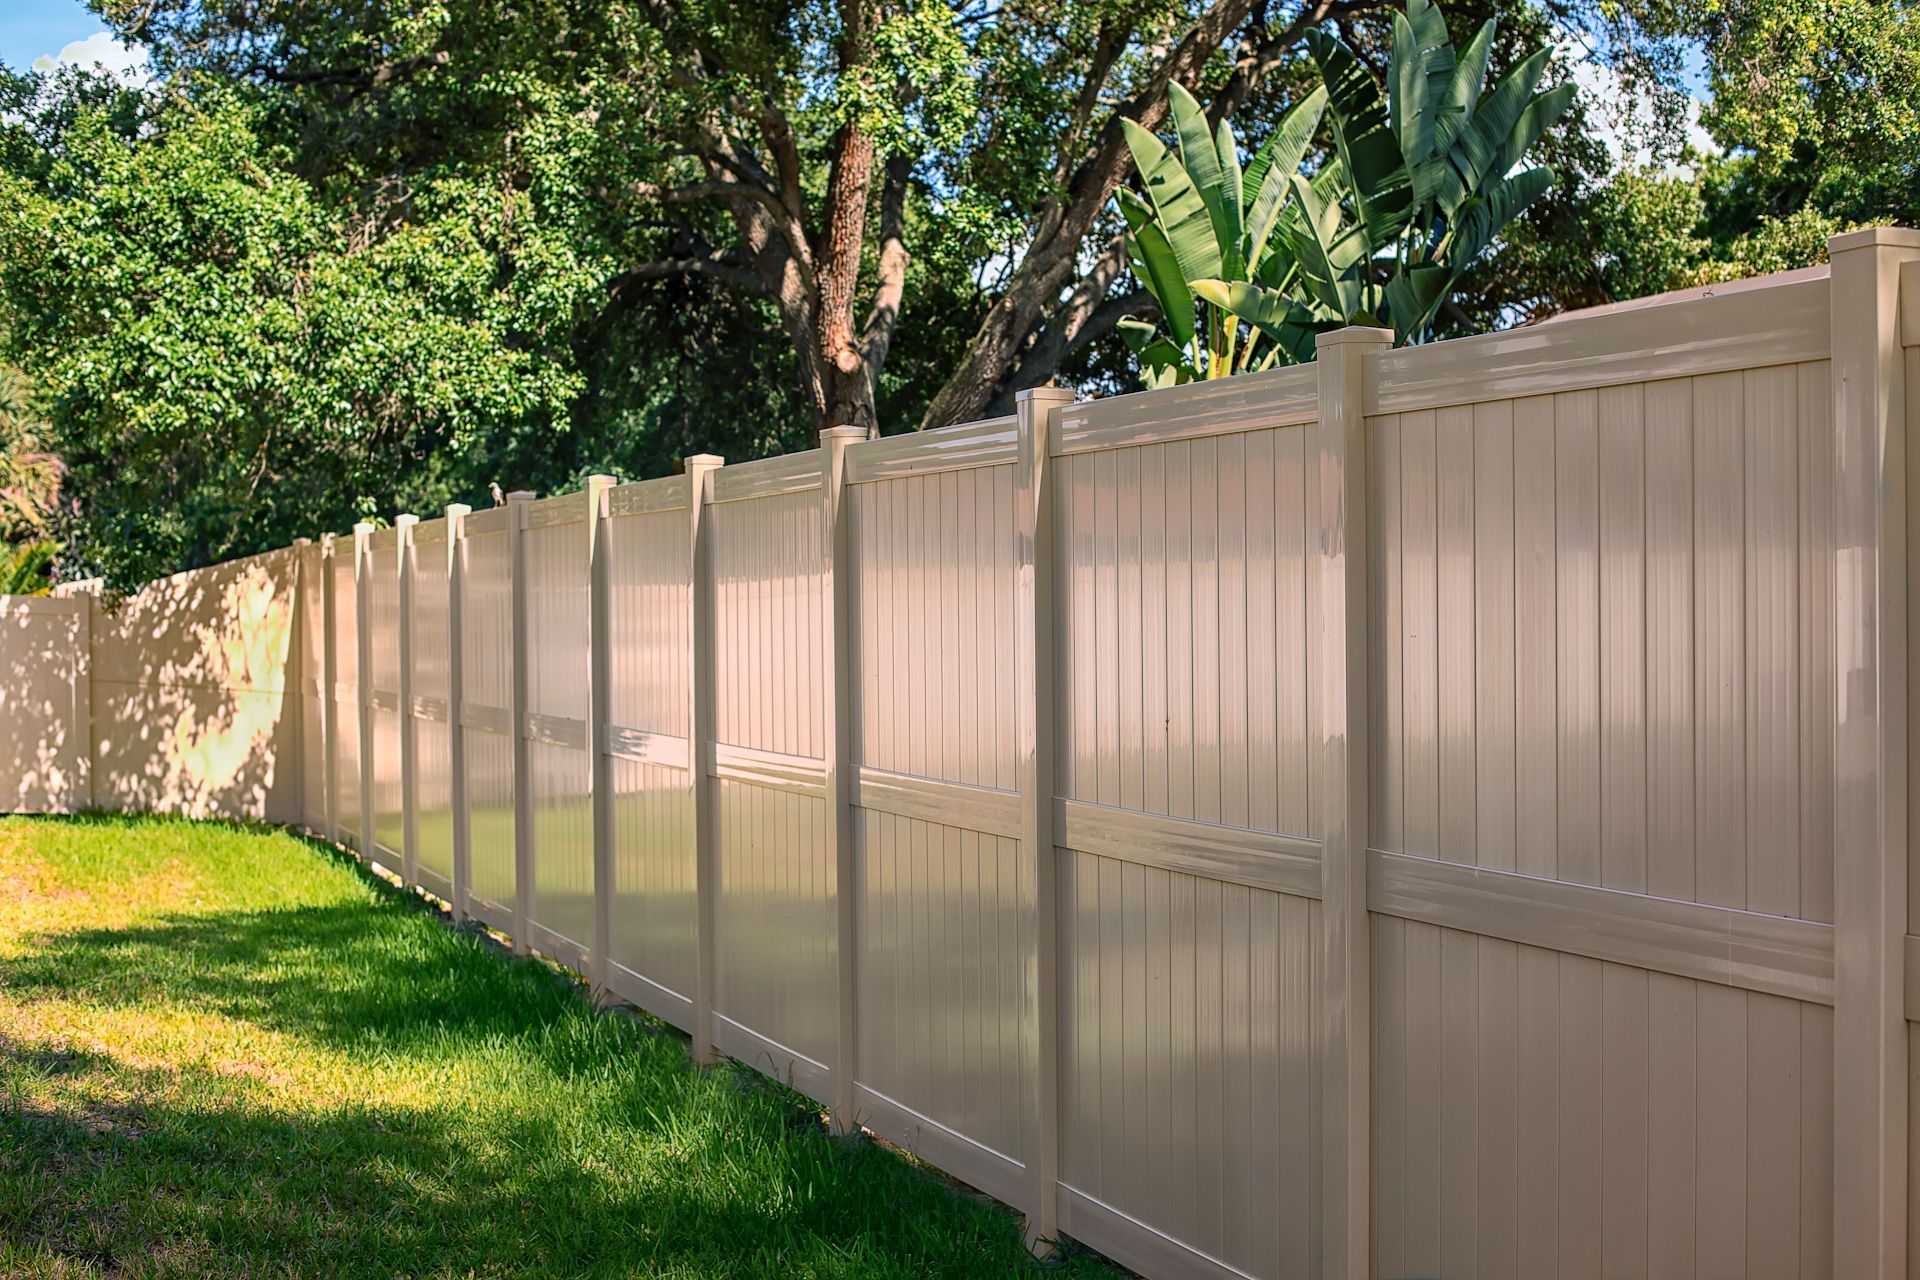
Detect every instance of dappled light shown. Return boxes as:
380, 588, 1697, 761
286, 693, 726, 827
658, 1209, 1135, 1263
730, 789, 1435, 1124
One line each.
92, 554, 297, 818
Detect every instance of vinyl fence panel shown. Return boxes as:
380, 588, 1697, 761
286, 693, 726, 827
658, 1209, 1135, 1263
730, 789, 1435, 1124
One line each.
366, 522, 405, 864
410, 516, 457, 902
704, 450, 836, 1101
332, 532, 361, 845
603, 473, 698, 1028
522, 489, 596, 973
86, 548, 300, 820
842, 416, 1030, 1202
459, 502, 517, 933
1048, 368, 1326, 1279
0, 594, 88, 812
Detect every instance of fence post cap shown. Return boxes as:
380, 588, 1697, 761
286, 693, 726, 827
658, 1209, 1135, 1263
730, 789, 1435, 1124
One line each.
1015, 385, 1076, 405
820, 425, 867, 443
444, 502, 471, 518
683, 454, 725, 470
1829, 225, 1920, 254
504, 489, 536, 502
394, 513, 420, 528
1315, 326, 1394, 350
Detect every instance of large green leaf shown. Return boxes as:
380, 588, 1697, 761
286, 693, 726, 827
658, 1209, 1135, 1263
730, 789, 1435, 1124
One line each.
1242, 86, 1327, 274
1117, 317, 1194, 384
1391, 0, 1455, 169
1121, 116, 1223, 287
1448, 163, 1555, 263
1283, 173, 1366, 320
1165, 83, 1240, 279
1214, 116, 1245, 277
1441, 19, 1496, 145
1118, 187, 1197, 350
1191, 278, 1323, 363
1447, 45, 1552, 195
1494, 82, 1574, 177
1383, 262, 1454, 337
1308, 28, 1413, 256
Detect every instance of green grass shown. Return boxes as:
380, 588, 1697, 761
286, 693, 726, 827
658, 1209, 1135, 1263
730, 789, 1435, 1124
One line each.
0, 814, 1123, 1279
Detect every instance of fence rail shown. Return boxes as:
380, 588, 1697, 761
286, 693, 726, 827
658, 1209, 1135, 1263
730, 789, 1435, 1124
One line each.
7, 229, 1920, 1280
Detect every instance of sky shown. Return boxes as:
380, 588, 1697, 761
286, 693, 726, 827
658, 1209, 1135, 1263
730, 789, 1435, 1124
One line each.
0, 0, 146, 79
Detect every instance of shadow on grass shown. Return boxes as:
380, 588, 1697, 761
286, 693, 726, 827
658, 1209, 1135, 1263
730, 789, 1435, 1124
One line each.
0, 820, 1123, 1279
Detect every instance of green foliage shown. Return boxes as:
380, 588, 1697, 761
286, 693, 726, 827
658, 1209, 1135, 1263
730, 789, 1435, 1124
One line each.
0, 80, 602, 587
1118, 0, 1571, 384
0, 539, 58, 594
0, 362, 61, 544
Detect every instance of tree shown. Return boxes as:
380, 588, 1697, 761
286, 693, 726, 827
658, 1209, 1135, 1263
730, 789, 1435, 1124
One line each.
0, 78, 595, 585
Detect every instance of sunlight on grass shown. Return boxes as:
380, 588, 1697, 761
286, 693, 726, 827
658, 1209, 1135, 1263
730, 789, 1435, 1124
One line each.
0, 814, 1123, 1279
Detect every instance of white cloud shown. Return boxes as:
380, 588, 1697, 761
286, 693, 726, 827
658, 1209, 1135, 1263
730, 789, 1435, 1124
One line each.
31, 31, 149, 84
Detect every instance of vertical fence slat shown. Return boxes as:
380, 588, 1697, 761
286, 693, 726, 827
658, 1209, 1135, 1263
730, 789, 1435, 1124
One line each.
507, 490, 536, 954
1316, 326, 1391, 1279
586, 475, 617, 994
397, 514, 420, 888
822, 426, 865, 1130
447, 503, 472, 920
1829, 227, 1920, 1278
686, 455, 725, 1063
354, 521, 376, 863
1016, 386, 1075, 1249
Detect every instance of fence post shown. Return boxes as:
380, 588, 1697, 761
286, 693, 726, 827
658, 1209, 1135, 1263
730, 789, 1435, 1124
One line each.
821, 426, 866, 1132
1314, 325, 1389, 1280
446, 503, 473, 921
1830, 227, 1920, 1278
354, 521, 376, 863
585, 474, 617, 997
1014, 385, 1074, 1251
321, 532, 339, 845
507, 490, 536, 956
685, 453, 725, 1064
396, 514, 420, 888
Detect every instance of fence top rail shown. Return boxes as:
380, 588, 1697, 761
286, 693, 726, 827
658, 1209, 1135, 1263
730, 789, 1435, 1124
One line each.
607, 472, 690, 518
364, 524, 400, 552
1366, 267, 1831, 416
709, 447, 823, 504
410, 515, 450, 547
525, 488, 589, 530
1053, 361, 1317, 457
463, 504, 513, 537
0, 594, 85, 619
844, 414, 1018, 485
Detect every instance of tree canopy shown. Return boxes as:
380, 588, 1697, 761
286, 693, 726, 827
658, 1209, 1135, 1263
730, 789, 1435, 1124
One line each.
0, 0, 1915, 586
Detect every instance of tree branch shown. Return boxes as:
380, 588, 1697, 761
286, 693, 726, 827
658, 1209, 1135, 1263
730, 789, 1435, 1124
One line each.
860, 155, 912, 376
606, 255, 769, 297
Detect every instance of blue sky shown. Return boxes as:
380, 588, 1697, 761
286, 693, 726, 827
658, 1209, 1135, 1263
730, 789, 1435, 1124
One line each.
0, 0, 141, 75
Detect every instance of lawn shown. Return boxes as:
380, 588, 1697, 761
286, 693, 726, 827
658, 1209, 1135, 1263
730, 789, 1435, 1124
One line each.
0, 814, 1122, 1279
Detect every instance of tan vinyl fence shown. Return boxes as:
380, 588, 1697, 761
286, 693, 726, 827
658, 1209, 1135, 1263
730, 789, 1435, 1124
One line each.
6, 227, 1920, 1279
